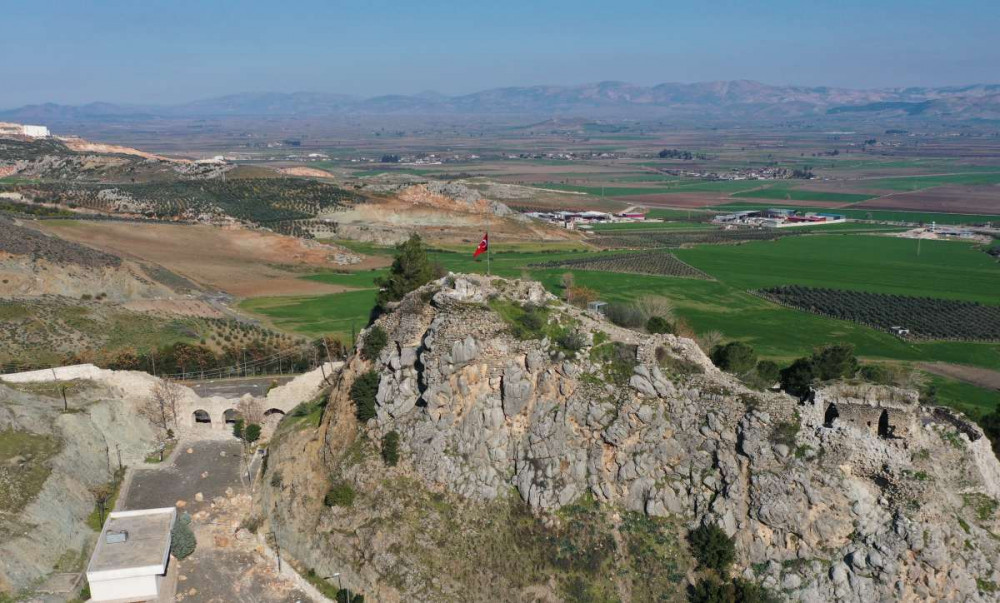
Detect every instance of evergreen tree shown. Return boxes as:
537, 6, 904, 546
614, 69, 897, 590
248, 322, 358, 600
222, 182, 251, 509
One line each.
171, 512, 197, 559
374, 234, 441, 308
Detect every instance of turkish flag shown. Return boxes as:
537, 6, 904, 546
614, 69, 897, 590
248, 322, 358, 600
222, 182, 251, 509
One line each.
473, 232, 489, 258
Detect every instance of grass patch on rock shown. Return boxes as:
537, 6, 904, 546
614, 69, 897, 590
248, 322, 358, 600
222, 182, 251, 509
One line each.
0, 429, 61, 514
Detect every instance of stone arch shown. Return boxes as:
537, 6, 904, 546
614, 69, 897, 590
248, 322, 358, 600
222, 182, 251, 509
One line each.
878, 409, 891, 439
223, 408, 239, 424
824, 403, 839, 428
263, 408, 286, 429
192, 409, 212, 425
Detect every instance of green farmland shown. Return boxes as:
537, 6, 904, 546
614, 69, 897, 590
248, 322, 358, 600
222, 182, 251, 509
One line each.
712, 202, 1000, 225
242, 233, 1000, 375
732, 186, 874, 203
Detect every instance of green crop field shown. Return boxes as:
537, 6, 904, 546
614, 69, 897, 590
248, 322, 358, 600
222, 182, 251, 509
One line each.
711, 202, 1000, 225
923, 374, 1000, 419
674, 235, 999, 303
732, 186, 874, 203
857, 171, 1000, 191
243, 233, 1000, 374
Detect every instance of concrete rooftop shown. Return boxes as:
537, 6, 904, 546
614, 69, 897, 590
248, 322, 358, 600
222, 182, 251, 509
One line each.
87, 508, 175, 576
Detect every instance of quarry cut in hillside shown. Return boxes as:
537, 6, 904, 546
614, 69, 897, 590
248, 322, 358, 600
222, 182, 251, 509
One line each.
257, 274, 1000, 602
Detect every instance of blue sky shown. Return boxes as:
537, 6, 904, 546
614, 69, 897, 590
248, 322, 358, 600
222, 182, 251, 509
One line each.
1, 0, 997, 107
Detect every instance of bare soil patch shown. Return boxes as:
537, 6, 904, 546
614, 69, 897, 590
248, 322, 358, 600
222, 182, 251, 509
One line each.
853, 185, 1000, 214
33, 221, 383, 298
278, 166, 336, 179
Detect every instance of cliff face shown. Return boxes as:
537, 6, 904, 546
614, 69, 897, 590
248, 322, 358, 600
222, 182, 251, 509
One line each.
257, 275, 1000, 602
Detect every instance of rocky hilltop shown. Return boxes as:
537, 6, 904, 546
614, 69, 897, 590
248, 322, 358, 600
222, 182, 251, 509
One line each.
257, 274, 1000, 602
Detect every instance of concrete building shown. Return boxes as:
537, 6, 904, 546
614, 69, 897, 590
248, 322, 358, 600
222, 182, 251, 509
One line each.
0, 122, 50, 138
86, 507, 176, 602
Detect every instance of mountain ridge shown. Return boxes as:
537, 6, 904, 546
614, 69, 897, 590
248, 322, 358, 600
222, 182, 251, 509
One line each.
5, 80, 1000, 121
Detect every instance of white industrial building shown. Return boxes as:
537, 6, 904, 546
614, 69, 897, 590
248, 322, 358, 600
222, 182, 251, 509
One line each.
0, 122, 50, 138
86, 507, 176, 602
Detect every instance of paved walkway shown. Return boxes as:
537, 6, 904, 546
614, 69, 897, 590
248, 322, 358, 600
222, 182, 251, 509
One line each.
124, 439, 314, 602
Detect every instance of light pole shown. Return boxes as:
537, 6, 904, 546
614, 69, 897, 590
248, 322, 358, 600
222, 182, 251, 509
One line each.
327, 573, 348, 602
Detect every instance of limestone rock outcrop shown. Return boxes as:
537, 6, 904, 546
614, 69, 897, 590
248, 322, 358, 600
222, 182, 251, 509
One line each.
257, 274, 1000, 602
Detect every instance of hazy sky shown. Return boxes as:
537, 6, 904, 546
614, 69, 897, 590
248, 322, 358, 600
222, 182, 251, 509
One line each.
2, 0, 997, 107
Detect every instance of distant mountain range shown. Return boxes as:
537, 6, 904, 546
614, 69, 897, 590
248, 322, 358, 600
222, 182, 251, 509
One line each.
4, 81, 1000, 121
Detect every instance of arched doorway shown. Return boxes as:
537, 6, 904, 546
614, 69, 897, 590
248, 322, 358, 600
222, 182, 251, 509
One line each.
192, 409, 212, 425
824, 403, 839, 428
263, 408, 286, 429
223, 409, 239, 425
878, 410, 891, 439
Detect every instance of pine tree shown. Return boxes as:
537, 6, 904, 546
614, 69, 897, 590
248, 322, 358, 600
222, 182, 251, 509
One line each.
374, 234, 440, 307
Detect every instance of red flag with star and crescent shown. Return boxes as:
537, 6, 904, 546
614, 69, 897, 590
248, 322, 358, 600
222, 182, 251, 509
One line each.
473, 232, 489, 258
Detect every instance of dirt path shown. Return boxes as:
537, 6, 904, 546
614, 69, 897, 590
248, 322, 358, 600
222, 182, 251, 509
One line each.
919, 362, 1000, 391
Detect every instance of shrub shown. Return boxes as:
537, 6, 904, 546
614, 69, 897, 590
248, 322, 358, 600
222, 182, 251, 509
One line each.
381, 431, 400, 466
566, 285, 598, 307
753, 360, 780, 388
244, 423, 261, 444
170, 512, 197, 559
711, 342, 757, 376
980, 405, 1000, 456
733, 578, 780, 603
635, 294, 675, 323
362, 325, 388, 361
518, 306, 546, 333
350, 371, 380, 422
687, 576, 734, 603
770, 416, 800, 448
860, 364, 895, 385
780, 357, 816, 398
646, 315, 673, 334
232, 418, 244, 439
604, 302, 644, 328
687, 524, 735, 573
556, 330, 588, 353
324, 482, 355, 507
336, 590, 364, 603
270, 471, 283, 488
812, 343, 858, 381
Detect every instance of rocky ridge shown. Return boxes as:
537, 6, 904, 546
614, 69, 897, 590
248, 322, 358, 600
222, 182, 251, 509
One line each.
257, 275, 1000, 602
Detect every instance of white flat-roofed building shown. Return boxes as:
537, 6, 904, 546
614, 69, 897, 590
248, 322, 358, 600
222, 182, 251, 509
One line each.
86, 507, 176, 602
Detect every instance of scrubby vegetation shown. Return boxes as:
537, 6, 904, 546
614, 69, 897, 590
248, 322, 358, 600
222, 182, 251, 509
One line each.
0, 430, 61, 514
324, 482, 356, 507
350, 371, 380, 422
361, 325, 388, 361
780, 343, 860, 397
381, 431, 400, 466
687, 524, 736, 573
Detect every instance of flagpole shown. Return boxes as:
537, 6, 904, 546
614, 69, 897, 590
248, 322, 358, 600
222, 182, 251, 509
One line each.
487, 211, 491, 276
